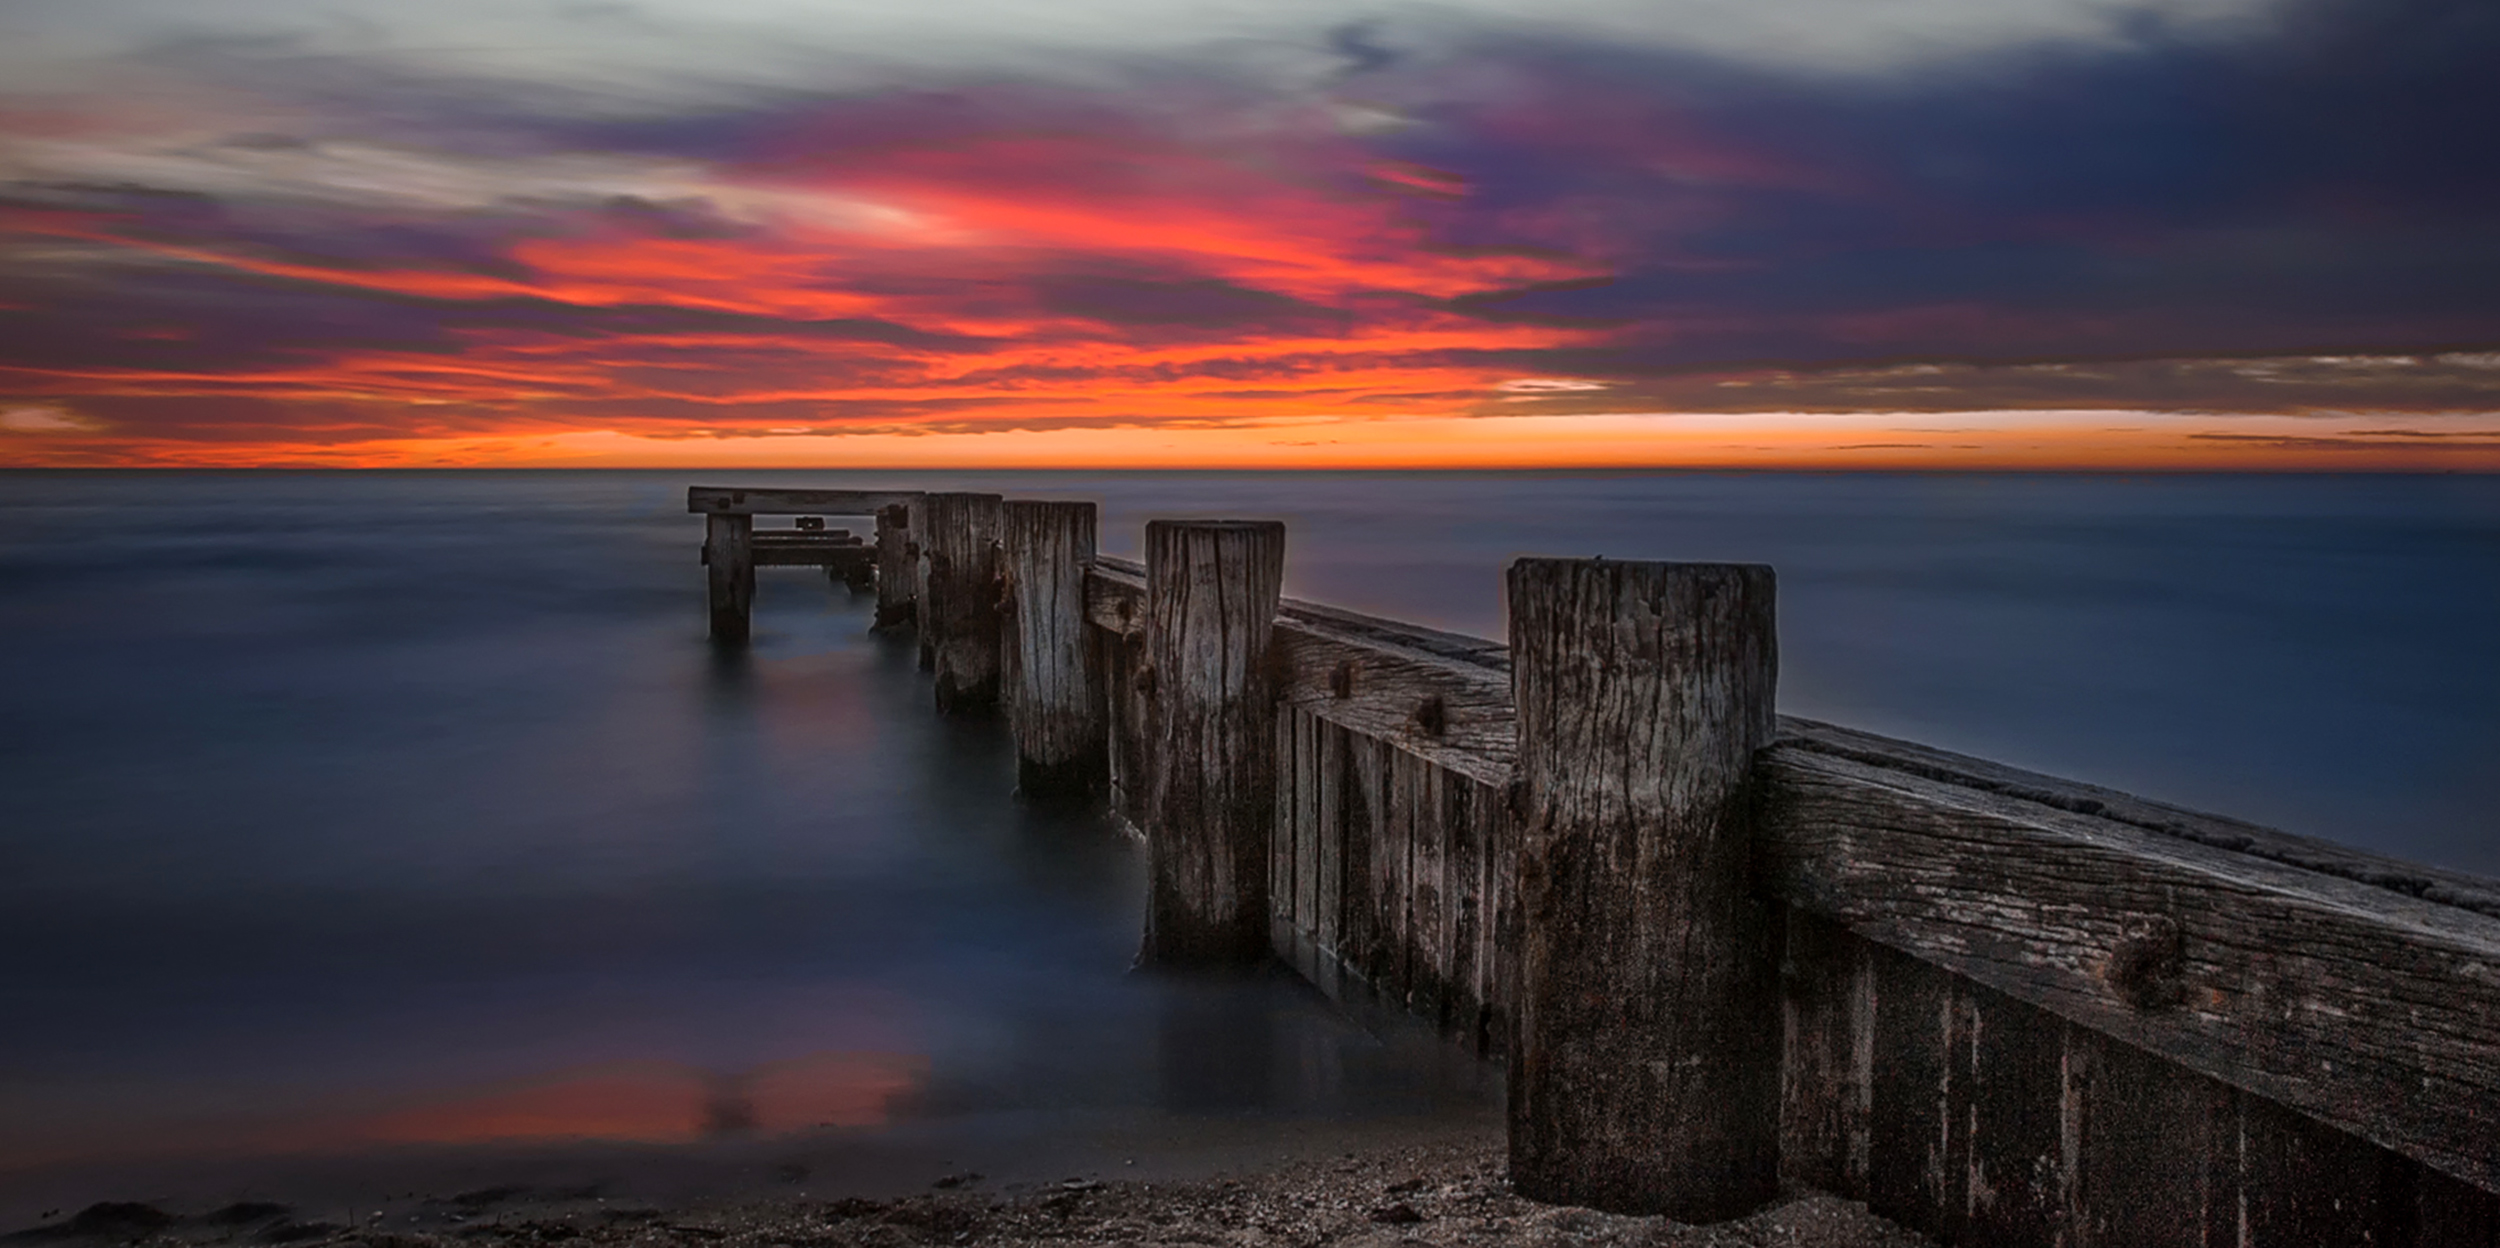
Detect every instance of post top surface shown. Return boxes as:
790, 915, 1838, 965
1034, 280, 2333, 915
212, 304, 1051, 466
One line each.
1143, 518, 1287, 531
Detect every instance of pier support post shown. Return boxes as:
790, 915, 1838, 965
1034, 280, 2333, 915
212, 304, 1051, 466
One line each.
1140, 519, 1286, 966
704, 512, 755, 644
1506, 558, 1781, 1221
923, 492, 1005, 714
874, 503, 916, 630
1003, 500, 1105, 804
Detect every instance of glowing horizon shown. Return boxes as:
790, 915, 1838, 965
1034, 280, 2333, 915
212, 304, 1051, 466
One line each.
3, 0, 2495, 469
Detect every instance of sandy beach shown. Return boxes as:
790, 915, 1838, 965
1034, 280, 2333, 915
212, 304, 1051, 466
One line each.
9, 1131, 1928, 1248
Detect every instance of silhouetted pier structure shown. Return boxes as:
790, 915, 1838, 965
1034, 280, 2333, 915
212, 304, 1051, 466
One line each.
689, 485, 2500, 1247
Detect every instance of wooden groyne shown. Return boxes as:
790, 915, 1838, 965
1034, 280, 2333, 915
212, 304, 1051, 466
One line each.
691, 485, 2500, 1247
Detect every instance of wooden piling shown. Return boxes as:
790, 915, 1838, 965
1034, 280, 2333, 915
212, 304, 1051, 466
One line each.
1002, 499, 1105, 803
1139, 519, 1286, 967
922, 492, 1004, 714
1506, 557, 1781, 1222
873, 503, 915, 630
704, 512, 755, 643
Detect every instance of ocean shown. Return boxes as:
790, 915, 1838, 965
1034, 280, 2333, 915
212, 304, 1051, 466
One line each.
2, 470, 2494, 1219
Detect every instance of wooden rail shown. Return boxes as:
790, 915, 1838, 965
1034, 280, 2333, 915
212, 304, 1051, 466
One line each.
687, 488, 2500, 1245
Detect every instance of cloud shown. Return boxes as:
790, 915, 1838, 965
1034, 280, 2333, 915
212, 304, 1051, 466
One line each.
1, 0, 2495, 463
0, 402, 103, 432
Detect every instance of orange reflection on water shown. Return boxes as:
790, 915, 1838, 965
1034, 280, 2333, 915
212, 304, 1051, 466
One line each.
280, 1052, 928, 1150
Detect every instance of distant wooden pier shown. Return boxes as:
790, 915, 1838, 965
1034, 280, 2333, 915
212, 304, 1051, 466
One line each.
689, 485, 2500, 1246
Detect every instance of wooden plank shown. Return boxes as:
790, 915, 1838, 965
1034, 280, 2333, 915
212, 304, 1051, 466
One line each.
1474, 777, 1510, 1056
749, 545, 873, 568
873, 502, 915, 629
1759, 743, 2500, 1194
1370, 733, 1409, 1006
1095, 623, 1150, 838
1507, 558, 1783, 1221
1295, 708, 1321, 944
1271, 705, 1296, 945
1781, 716, 2500, 920
1964, 988, 2068, 1245
2065, 1024, 2237, 1247
1407, 750, 1449, 1029
1137, 520, 1285, 967
2238, 1091, 2405, 1246
688, 486, 921, 516
1444, 772, 1483, 1048
907, 495, 934, 671
1320, 725, 1360, 975
2413, 1162, 2500, 1248
1779, 908, 1874, 1199
1867, 942, 1956, 1234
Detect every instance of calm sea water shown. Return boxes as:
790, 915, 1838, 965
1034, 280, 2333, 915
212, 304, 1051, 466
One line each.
2, 470, 2494, 1216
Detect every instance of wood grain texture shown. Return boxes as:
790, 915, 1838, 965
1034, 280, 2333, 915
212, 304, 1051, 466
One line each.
1079, 548, 2500, 1221
687, 486, 920, 516
1506, 558, 1782, 1222
1759, 743, 2500, 1194
1138, 520, 1285, 967
922, 492, 1004, 715
703, 512, 754, 644
1002, 500, 1103, 802
1096, 622, 1150, 839
874, 503, 915, 630
1272, 706, 1299, 947
1779, 907, 1874, 1198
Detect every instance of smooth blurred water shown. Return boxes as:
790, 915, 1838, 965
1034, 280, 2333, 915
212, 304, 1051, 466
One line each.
1, 469, 2494, 1210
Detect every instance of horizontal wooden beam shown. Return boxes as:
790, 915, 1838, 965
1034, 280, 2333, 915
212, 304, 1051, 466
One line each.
752, 546, 874, 568
687, 486, 923, 516
1084, 556, 2500, 1189
1757, 741, 2500, 1193
1085, 559, 1514, 784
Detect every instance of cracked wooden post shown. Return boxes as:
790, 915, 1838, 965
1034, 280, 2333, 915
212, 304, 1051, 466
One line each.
923, 492, 1004, 714
1507, 557, 1781, 1222
1140, 519, 1286, 967
1003, 500, 1105, 804
704, 512, 754, 644
873, 502, 916, 630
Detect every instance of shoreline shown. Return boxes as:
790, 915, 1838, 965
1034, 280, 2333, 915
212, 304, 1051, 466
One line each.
8, 1129, 1929, 1248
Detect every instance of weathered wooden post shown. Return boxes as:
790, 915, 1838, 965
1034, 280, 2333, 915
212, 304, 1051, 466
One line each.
1139, 519, 1286, 966
1507, 557, 1781, 1221
873, 502, 916, 630
704, 512, 755, 644
922, 492, 1004, 713
1002, 500, 1105, 804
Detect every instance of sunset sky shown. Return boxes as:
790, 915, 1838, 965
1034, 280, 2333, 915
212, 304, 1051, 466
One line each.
2, 0, 2494, 468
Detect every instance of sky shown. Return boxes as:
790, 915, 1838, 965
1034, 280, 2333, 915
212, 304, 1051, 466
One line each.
1, 0, 2495, 468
